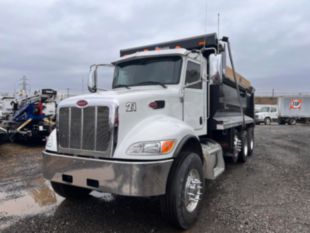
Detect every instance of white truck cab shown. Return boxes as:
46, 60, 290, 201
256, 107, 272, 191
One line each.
255, 104, 278, 125
43, 34, 255, 229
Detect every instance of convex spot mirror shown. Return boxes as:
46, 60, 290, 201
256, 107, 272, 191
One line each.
88, 65, 97, 93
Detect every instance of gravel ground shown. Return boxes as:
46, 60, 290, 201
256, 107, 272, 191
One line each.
0, 124, 310, 233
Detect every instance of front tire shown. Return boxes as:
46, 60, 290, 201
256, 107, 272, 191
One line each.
264, 117, 271, 125
51, 182, 91, 199
161, 152, 204, 229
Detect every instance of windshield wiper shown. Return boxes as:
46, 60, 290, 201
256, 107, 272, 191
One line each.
135, 81, 167, 88
114, 84, 130, 89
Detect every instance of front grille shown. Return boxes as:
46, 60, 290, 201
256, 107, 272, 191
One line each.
58, 106, 112, 157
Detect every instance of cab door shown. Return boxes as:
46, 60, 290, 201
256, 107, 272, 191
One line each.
183, 60, 205, 134
270, 106, 278, 120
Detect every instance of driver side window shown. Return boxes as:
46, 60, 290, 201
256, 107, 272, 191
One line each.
185, 61, 201, 89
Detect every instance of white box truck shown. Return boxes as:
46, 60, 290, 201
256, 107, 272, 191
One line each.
278, 96, 310, 125
43, 34, 255, 229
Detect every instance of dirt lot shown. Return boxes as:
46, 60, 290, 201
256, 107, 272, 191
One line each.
1, 124, 310, 233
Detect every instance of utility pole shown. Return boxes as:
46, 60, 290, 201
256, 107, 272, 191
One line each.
217, 13, 220, 38
67, 88, 70, 98
272, 88, 275, 97
19, 75, 30, 97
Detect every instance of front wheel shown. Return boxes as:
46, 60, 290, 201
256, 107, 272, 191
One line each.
264, 117, 271, 125
51, 182, 91, 199
161, 152, 204, 229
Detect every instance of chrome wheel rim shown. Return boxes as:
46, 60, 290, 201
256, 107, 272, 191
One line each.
233, 134, 241, 158
184, 169, 203, 213
244, 141, 248, 157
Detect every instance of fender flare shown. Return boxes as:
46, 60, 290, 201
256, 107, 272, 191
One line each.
173, 134, 203, 162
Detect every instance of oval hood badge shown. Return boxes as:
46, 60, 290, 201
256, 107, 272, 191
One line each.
76, 100, 88, 108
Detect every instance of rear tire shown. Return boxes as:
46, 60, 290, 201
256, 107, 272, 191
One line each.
51, 182, 91, 199
238, 131, 249, 163
247, 127, 254, 156
288, 118, 296, 125
161, 152, 204, 229
231, 129, 241, 163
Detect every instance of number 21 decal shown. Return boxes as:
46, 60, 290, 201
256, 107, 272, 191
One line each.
126, 102, 137, 112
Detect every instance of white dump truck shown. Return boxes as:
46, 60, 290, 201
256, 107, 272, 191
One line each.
43, 34, 255, 229
278, 96, 310, 125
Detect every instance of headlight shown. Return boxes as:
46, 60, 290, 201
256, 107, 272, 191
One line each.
127, 140, 175, 155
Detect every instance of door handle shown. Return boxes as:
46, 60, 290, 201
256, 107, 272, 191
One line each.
199, 117, 203, 125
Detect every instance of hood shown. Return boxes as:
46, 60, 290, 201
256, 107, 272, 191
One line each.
58, 86, 182, 146
59, 86, 180, 108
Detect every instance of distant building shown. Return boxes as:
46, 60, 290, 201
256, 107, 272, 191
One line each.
255, 96, 278, 105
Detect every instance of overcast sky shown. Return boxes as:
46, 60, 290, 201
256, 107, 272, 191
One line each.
0, 0, 309, 95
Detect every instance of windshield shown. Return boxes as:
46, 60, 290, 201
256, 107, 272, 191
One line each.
112, 56, 182, 88
256, 107, 270, 113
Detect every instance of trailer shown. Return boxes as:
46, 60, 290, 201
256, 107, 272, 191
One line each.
278, 96, 310, 125
4, 89, 57, 142
43, 33, 255, 229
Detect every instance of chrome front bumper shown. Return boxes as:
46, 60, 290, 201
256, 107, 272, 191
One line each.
42, 151, 173, 197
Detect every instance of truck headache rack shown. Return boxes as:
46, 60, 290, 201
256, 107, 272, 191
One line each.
120, 33, 218, 56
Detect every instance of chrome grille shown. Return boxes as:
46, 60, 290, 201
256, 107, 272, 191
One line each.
58, 106, 112, 157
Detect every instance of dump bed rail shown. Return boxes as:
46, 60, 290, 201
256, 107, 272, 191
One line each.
120, 33, 218, 56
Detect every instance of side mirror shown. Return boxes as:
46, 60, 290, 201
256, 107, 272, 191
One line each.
88, 65, 97, 93
209, 54, 224, 85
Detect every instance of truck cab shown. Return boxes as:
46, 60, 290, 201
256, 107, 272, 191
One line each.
43, 33, 255, 229
255, 105, 278, 125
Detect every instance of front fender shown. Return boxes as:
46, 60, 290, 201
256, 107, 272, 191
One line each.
45, 129, 57, 152
113, 115, 198, 160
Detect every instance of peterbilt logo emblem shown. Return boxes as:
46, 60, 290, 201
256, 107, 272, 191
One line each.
76, 100, 88, 108
289, 98, 302, 110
